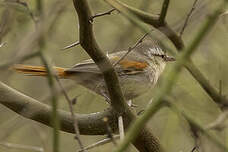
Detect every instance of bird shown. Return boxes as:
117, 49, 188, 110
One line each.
13, 39, 175, 101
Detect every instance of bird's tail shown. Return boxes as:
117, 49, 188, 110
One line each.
12, 64, 67, 78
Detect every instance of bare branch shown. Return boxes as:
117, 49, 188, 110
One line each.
61, 41, 80, 50
55, 77, 86, 151
38, 52, 60, 152
0, 142, 43, 152
180, 0, 199, 37
0, 81, 118, 135
159, 0, 170, 24
89, 8, 116, 23
169, 102, 228, 152
78, 135, 120, 152
206, 110, 228, 130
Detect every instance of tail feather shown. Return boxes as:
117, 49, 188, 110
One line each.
12, 64, 67, 78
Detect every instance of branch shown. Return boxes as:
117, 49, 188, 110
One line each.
61, 41, 80, 50
0, 142, 43, 152
159, 0, 170, 24
89, 8, 116, 23
206, 110, 228, 130
78, 135, 120, 152
185, 61, 228, 107
72, 0, 163, 152
0, 81, 162, 151
0, 82, 118, 135
104, 0, 228, 109
179, 0, 199, 37
109, 1, 225, 150
55, 77, 86, 151
73, 0, 127, 116
169, 102, 228, 151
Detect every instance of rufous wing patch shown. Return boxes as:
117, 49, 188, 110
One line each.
111, 56, 148, 70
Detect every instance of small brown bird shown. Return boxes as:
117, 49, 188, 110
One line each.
13, 39, 175, 101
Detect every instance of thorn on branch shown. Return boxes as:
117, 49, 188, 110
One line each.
179, 0, 199, 37
89, 8, 117, 23
61, 41, 80, 50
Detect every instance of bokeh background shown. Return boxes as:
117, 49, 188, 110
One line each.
0, 0, 228, 152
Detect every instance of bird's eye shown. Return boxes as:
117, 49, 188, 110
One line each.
161, 55, 165, 58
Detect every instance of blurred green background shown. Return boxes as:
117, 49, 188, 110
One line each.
0, 0, 228, 152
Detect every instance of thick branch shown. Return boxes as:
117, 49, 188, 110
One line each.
0, 82, 118, 135
72, 0, 128, 115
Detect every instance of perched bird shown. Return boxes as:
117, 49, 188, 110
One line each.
13, 39, 175, 101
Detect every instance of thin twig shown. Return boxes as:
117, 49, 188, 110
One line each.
38, 52, 60, 152
206, 110, 228, 130
113, 32, 149, 66
89, 8, 116, 22
118, 116, 125, 141
78, 135, 120, 152
41, 84, 75, 102
54, 76, 86, 152
0, 142, 43, 152
159, 0, 170, 24
179, 0, 199, 37
103, 117, 117, 145
61, 41, 80, 50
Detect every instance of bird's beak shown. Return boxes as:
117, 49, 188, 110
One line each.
164, 55, 175, 62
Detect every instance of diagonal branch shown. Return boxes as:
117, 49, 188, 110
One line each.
180, 0, 199, 37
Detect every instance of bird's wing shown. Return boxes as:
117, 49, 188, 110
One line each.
65, 52, 149, 75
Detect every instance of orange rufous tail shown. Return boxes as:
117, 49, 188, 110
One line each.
12, 64, 67, 78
